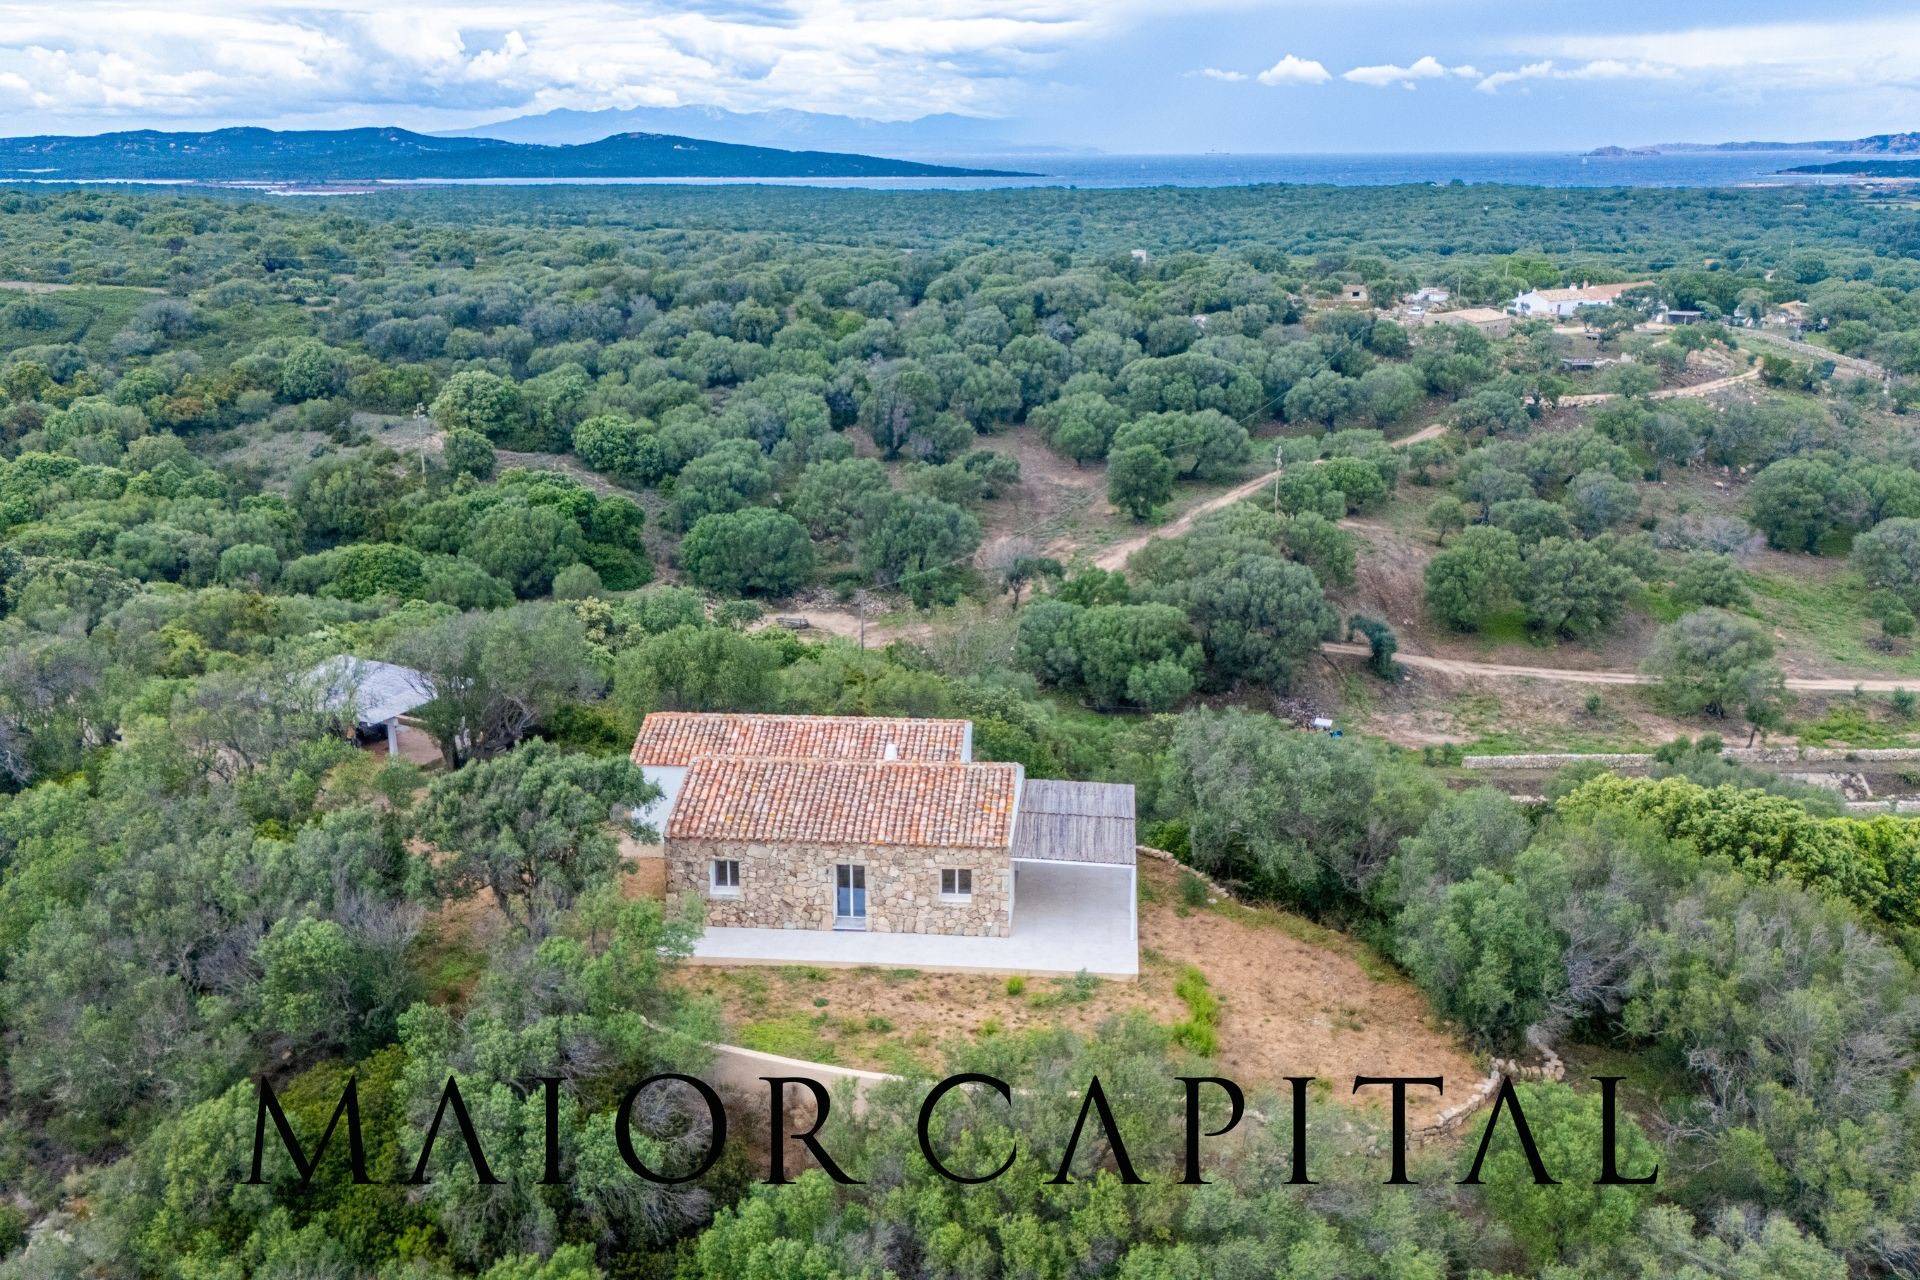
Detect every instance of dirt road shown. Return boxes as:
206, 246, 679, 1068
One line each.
1559, 366, 1759, 408
1737, 329, 1887, 379
1321, 642, 1919, 692
0, 279, 163, 294
1087, 420, 1453, 572
751, 608, 935, 645
1088, 470, 1282, 570
1649, 368, 1761, 399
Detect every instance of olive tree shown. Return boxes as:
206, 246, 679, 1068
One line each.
418, 741, 653, 935
1643, 609, 1785, 718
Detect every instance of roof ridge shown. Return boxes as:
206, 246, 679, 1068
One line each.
685, 754, 1012, 767
666, 752, 1020, 848
643, 710, 971, 722
633, 711, 975, 767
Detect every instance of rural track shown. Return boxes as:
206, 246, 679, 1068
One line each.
1736, 330, 1887, 380
1088, 470, 1283, 570
1557, 366, 1759, 408
771, 423, 1454, 640
1320, 642, 1920, 693
1087, 419, 1452, 572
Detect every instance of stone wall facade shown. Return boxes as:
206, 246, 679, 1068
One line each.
666, 837, 1012, 937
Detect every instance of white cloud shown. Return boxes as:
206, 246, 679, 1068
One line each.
0, 0, 1232, 127
1475, 58, 1674, 94
1195, 67, 1246, 82
1474, 61, 1550, 93
1256, 54, 1330, 86
1480, 13, 1920, 96
1342, 54, 1471, 90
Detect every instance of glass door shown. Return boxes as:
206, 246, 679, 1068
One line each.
834, 864, 867, 929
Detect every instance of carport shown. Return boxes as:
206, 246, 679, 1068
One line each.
1007, 779, 1138, 976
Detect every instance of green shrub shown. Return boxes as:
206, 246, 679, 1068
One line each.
1171, 965, 1221, 1056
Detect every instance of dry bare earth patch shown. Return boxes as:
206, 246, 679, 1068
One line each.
668, 856, 1478, 1123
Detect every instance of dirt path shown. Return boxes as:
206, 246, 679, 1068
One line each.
767, 423, 1456, 643
1649, 367, 1761, 399
1737, 329, 1887, 379
0, 279, 163, 294
1321, 642, 1919, 692
1559, 366, 1759, 408
751, 607, 935, 645
1089, 470, 1282, 570
1087, 420, 1453, 572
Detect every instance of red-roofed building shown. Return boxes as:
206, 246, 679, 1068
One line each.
630, 713, 1138, 965
632, 711, 972, 768
667, 757, 1022, 936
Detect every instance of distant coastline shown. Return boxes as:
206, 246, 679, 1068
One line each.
1586, 130, 1920, 158
0, 147, 1878, 194
1777, 159, 1920, 179
0, 125, 1030, 185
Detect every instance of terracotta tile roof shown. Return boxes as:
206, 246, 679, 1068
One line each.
632, 712, 970, 768
667, 758, 1021, 848
1428, 306, 1509, 325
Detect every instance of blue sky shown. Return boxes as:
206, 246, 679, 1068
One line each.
0, 1, 1915, 151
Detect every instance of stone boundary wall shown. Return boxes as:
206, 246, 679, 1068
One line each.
1136, 844, 1238, 902
1463, 746, 1920, 771
1414, 1041, 1565, 1144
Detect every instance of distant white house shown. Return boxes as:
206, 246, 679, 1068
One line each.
308, 657, 435, 755
1405, 286, 1451, 305
1509, 280, 1653, 318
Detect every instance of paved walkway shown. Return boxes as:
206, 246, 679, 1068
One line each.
687, 860, 1138, 978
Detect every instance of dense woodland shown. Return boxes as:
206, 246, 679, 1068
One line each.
1, 180, 1919, 1277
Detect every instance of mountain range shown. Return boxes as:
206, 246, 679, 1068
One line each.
441, 105, 1068, 156
0, 126, 1023, 183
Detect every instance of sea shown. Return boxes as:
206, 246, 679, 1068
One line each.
368, 149, 1859, 192
12, 149, 1872, 195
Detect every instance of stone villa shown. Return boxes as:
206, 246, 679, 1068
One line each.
628, 712, 1139, 976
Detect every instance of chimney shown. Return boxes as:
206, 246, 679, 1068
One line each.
883, 743, 899, 761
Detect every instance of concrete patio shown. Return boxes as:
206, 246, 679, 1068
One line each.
684, 859, 1139, 978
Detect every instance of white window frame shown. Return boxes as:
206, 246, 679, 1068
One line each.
709, 858, 741, 897
835, 863, 868, 929
939, 867, 973, 903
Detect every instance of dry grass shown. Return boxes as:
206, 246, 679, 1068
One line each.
666, 856, 1478, 1120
